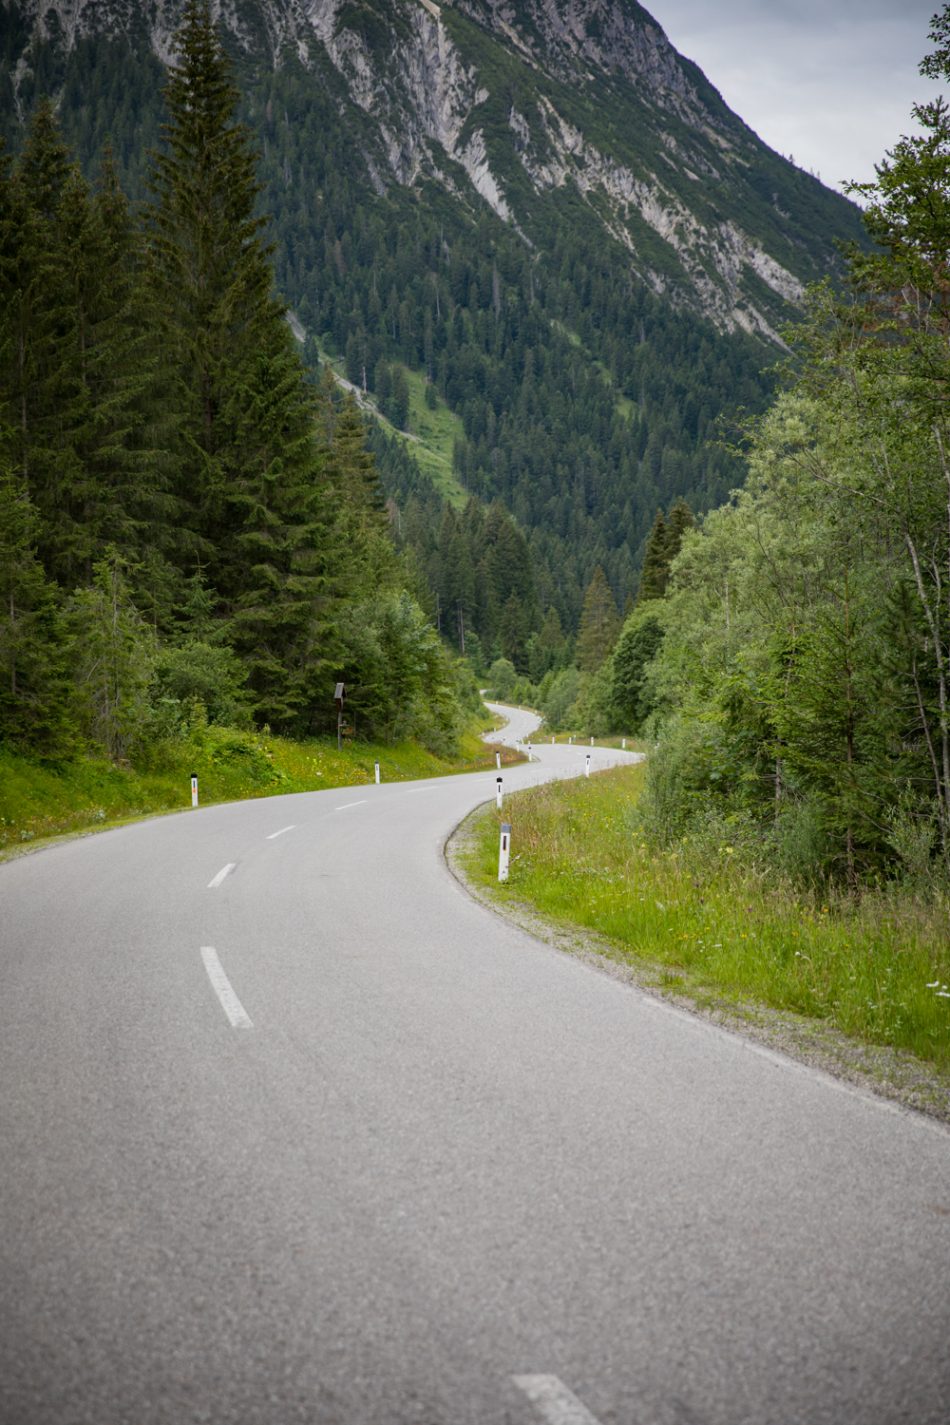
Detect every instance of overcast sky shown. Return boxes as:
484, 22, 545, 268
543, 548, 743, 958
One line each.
647, 0, 945, 194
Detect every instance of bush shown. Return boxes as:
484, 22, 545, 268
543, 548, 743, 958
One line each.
486, 657, 517, 699
152, 641, 252, 730
639, 713, 740, 845
540, 666, 582, 729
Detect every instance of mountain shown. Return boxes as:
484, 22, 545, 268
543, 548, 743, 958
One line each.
0, 0, 866, 648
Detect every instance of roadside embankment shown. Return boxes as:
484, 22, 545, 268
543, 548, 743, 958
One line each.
449, 762, 950, 1122
1, 721, 522, 859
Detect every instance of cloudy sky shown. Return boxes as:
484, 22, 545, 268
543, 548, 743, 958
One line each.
647, 0, 945, 194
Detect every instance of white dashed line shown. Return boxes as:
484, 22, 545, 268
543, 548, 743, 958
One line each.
513, 1375, 603, 1425
266, 825, 295, 839
334, 800, 367, 810
207, 863, 236, 889
200, 947, 253, 1029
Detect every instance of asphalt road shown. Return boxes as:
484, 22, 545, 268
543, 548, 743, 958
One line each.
1, 705, 948, 1425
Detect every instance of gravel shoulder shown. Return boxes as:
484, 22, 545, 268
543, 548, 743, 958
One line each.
446, 804, 950, 1130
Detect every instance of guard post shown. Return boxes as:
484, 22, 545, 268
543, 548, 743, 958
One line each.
498, 823, 511, 882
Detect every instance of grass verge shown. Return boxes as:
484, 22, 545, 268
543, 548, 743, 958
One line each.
455, 763, 950, 1114
0, 722, 522, 859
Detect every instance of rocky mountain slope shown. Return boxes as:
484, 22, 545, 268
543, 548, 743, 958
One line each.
5, 0, 859, 339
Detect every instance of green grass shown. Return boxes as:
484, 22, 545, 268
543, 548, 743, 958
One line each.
319, 346, 467, 506
397, 366, 468, 506
462, 764, 950, 1069
0, 720, 522, 857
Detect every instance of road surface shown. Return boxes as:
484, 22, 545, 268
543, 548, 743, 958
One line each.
1, 705, 948, 1424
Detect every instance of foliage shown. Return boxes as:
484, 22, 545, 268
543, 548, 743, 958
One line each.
0, 460, 75, 752
0, 7, 469, 770
69, 553, 157, 761
618, 14, 950, 893
636, 498, 695, 602
601, 604, 664, 732
485, 657, 517, 700
575, 564, 620, 673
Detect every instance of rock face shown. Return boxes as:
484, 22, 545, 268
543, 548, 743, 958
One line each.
5, 0, 858, 338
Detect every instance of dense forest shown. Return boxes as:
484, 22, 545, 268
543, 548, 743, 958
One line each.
0, 2, 474, 763
0, 0, 866, 658
531, 11, 950, 895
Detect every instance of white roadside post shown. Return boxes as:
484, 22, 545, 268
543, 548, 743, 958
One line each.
498, 823, 511, 882
496, 776, 503, 810
527, 740, 532, 761
496, 751, 501, 770
551, 735, 555, 745
191, 772, 199, 808
585, 754, 591, 777
590, 736, 594, 746
622, 738, 626, 750
374, 761, 380, 785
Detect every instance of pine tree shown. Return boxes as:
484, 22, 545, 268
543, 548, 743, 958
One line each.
1, 103, 75, 564
636, 499, 695, 603
0, 458, 75, 752
2, 112, 168, 598
665, 497, 695, 565
146, 1, 338, 727
70, 551, 156, 760
637, 509, 670, 602
145, 0, 279, 579
576, 565, 621, 673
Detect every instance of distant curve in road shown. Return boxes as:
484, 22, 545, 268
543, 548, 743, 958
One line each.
1, 704, 948, 1425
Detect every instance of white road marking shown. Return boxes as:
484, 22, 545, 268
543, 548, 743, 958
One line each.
200, 947, 253, 1029
266, 825, 295, 839
207, 862, 236, 889
513, 1375, 603, 1425
334, 800, 367, 810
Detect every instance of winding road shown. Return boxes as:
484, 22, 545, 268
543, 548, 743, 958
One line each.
1, 705, 948, 1425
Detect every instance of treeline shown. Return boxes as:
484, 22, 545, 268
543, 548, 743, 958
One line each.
0, 2, 471, 763
520, 25, 950, 893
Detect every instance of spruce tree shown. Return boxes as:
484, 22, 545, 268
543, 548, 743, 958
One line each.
576, 565, 621, 673
635, 500, 694, 603
637, 509, 670, 602
1, 103, 74, 563
145, 0, 280, 578
665, 497, 695, 568
0, 459, 75, 752
146, 0, 337, 727
2, 112, 167, 598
